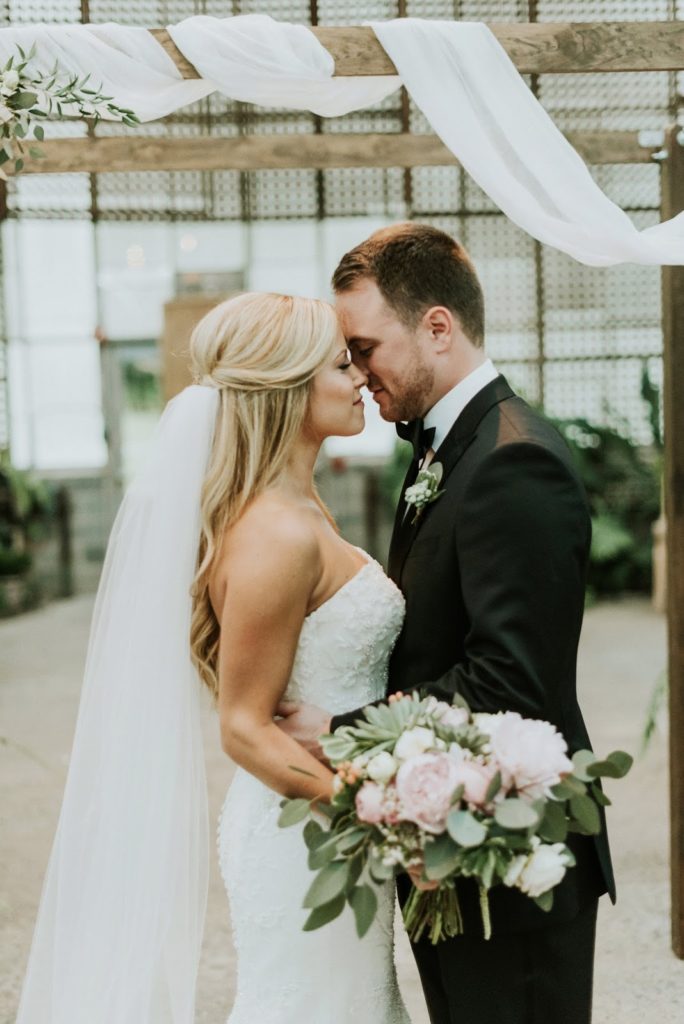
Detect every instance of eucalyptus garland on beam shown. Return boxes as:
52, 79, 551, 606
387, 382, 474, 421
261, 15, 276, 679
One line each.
0, 43, 139, 178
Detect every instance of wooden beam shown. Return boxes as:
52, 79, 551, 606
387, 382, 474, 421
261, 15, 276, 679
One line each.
661, 126, 684, 960
11, 130, 660, 176
148, 22, 684, 77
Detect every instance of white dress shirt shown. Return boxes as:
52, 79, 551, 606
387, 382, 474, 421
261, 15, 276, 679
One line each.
424, 359, 500, 453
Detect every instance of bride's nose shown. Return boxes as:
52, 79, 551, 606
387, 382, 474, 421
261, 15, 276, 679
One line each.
350, 363, 368, 389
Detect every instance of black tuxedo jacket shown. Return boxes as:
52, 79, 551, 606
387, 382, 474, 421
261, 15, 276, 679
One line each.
331, 375, 614, 935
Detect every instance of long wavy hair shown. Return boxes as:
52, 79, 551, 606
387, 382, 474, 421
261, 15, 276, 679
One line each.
189, 291, 343, 699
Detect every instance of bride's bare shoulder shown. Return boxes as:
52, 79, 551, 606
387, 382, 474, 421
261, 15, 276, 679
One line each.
211, 492, 322, 602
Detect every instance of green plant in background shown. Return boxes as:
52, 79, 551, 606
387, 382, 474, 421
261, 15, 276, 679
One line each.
641, 670, 667, 754
549, 414, 660, 597
123, 360, 161, 412
379, 438, 413, 512
0, 548, 32, 577
0, 454, 54, 580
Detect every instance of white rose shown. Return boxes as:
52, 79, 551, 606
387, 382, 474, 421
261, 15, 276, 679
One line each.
366, 751, 398, 784
489, 712, 573, 799
503, 852, 527, 889
514, 842, 572, 898
394, 726, 436, 761
1, 70, 19, 94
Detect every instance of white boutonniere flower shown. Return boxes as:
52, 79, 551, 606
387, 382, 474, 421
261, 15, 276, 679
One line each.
404, 462, 445, 524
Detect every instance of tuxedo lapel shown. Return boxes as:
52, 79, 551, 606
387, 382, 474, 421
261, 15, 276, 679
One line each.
388, 457, 420, 582
389, 375, 515, 582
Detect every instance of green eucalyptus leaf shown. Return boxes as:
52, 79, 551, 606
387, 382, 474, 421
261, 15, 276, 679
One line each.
336, 828, 367, 853
349, 884, 378, 939
308, 834, 341, 870
485, 770, 502, 803
303, 860, 350, 909
534, 889, 554, 912
447, 809, 487, 849
551, 776, 586, 799
571, 749, 597, 782
302, 819, 325, 850
494, 799, 540, 831
590, 782, 611, 807
586, 750, 633, 780
538, 799, 568, 843
345, 854, 363, 894
14, 91, 37, 109
424, 833, 461, 881
569, 794, 601, 834
277, 798, 311, 829
303, 893, 346, 931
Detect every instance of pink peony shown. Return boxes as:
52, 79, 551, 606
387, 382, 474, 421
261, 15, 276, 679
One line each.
355, 782, 386, 824
395, 753, 461, 834
489, 712, 573, 800
450, 758, 498, 807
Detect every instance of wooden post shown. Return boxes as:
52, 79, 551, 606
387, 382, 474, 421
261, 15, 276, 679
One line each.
661, 125, 684, 959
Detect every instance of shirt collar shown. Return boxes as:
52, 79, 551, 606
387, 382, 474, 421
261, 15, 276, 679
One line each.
424, 359, 499, 452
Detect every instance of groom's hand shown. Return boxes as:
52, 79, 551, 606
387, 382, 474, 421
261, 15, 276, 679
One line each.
276, 701, 332, 764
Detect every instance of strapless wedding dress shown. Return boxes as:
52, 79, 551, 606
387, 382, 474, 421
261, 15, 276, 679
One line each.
217, 550, 411, 1024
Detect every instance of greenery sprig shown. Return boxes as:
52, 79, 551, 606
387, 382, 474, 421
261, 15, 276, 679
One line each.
0, 42, 140, 178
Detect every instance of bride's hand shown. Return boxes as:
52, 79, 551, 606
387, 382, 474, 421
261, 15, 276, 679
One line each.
407, 860, 440, 892
276, 701, 332, 764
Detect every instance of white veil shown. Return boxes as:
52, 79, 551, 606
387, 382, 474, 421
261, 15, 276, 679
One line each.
16, 384, 220, 1024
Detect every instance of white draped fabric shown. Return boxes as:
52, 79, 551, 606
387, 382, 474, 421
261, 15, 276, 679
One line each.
0, 14, 681, 266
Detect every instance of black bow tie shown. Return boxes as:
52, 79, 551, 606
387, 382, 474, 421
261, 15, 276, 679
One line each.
395, 419, 436, 463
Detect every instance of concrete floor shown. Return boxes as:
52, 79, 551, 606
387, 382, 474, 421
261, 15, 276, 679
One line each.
1, 595, 682, 1022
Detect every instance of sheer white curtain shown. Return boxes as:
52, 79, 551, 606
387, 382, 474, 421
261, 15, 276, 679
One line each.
0, 14, 681, 266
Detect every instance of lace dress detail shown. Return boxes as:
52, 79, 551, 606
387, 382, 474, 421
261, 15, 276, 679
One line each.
217, 551, 410, 1024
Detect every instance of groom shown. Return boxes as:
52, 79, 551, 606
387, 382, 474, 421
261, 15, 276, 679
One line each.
278, 223, 613, 1024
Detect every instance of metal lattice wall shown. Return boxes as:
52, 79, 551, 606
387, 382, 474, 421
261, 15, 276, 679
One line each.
1, 1, 682, 454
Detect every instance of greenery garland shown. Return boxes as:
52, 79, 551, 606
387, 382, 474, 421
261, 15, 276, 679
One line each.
0, 42, 139, 178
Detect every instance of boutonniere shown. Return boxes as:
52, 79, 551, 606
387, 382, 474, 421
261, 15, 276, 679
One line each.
404, 462, 445, 524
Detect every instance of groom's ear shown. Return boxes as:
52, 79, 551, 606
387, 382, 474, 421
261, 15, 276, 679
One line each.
423, 306, 454, 353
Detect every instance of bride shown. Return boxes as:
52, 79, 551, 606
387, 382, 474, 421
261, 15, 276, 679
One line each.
16, 291, 411, 1024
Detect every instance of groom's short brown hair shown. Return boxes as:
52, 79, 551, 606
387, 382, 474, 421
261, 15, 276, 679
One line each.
332, 222, 485, 347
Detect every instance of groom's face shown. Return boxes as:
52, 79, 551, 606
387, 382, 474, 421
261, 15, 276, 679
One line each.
335, 279, 435, 423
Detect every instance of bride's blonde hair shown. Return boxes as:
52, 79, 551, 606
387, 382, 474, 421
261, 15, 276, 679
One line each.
189, 291, 343, 699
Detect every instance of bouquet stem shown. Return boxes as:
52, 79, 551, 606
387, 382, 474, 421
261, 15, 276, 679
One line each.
479, 884, 492, 940
403, 884, 493, 943
402, 884, 463, 945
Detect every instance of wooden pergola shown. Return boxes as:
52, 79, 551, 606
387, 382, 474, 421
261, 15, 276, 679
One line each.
4, 18, 684, 956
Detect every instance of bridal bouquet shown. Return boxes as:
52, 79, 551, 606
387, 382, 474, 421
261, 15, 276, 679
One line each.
279, 693, 631, 943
